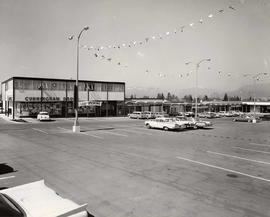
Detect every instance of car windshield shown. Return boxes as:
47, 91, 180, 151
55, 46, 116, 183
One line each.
0, 194, 24, 217
39, 112, 48, 115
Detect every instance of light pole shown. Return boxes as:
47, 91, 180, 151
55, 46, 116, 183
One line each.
187, 59, 211, 119
69, 26, 89, 132
244, 72, 267, 123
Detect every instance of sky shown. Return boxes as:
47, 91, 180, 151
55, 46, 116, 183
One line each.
0, 0, 270, 96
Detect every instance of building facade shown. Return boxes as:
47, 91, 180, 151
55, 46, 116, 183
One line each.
125, 99, 270, 115
1, 77, 125, 119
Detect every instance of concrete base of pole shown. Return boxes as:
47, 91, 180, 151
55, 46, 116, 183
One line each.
252, 119, 257, 123
72, 125, 80, 133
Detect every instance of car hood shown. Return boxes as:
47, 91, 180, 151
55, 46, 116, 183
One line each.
0, 180, 87, 217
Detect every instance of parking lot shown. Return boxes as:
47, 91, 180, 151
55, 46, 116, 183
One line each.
0, 117, 270, 217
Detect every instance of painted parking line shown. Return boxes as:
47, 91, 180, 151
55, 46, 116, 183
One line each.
232, 147, 270, 155
207, 151, 270, 165
32, 128, 49, 134
100, 131, 128, 137
0, 175, 16, 180
176, 156, 270, 183
249, 142, 270, 147
80, 132, 104, 139
116, 128, 153, 136
57, 126, 70, 131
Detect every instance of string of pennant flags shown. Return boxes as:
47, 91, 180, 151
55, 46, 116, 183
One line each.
78, 5, 237, 80
80, 5, 236, 52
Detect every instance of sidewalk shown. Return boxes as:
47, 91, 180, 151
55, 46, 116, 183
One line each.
0, 114, 129, 123
0, 114, 26, 123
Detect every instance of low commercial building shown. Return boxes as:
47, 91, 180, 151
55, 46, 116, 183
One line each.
125, 99, 270, 115
1, 77, 125, 119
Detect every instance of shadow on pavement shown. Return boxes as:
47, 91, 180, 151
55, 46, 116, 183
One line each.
0, 187, 8, 190
0, 163, 17, 175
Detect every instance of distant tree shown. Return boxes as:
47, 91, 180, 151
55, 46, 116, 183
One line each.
161, 93, 165, 100
223, 93, 228, 101
203, 95, 209, 101
156, 93, 165, 100
130, 94, 134, 99
166, 92, 172, 101
183, 95, 193, 103
143, 96, 149, 99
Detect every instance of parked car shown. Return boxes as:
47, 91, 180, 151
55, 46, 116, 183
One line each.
187, 117, 213, 129
198, 113, 207, 118
175, 116, 196, 129
0, 180, 92, 217
142, 111, 155, 119
185, 112, 194, 117
232, 114, 260, 122
170, 117, 191, 129
37, 111, 50, 121
145, 117, 184, 131
154, 112, 169, 118
129, 111, 147, 119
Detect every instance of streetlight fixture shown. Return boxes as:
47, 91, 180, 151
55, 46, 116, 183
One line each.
69, 26, 89, 133
243, 72, 267, 123
188, 58, 211, 119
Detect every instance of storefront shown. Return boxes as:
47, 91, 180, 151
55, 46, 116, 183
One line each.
1, 77, 125, 119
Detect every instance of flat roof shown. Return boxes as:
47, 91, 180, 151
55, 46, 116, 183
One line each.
1, 76, 125, 85
242, 101, 270, 106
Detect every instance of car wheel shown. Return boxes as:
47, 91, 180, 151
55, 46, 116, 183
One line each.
163, 126, 169, 131
146, 124, 151, 129
193, 125, 198, 129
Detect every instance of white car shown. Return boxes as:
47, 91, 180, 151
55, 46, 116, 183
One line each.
154, 112, 169, 118
188, 117, 213, 128
142, 111, 155, 119
145, 117, 184, 131
175, 116, 196, 129
37, 111, 50, 121
0, 180, 92, 217
129, 111, 147, 119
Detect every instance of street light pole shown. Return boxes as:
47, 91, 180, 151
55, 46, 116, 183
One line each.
194, 58, 211, 119
69, 26, 89, 133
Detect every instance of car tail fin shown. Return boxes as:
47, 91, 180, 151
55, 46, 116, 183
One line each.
56, 204, 88, 217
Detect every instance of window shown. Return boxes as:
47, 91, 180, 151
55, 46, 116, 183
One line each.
107, 84, 113, 91
0, 194, 24, 217
101, 83, 107, 91
84, 82, 95, 91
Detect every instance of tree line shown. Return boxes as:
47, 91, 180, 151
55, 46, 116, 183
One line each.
129, 92, 242, 102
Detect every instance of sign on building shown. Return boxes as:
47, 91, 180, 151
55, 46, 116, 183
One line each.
79, 101, 102, 107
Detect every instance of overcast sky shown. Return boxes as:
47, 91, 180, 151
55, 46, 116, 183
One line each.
1, 0, 270, 94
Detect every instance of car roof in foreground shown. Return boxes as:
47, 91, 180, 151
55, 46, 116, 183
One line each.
0, 180, 87, 217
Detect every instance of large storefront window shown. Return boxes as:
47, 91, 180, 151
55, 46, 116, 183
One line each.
15, 102, 63, 117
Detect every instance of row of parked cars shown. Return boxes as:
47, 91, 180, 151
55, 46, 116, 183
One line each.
145, 116, 212, 131
128, 111, 168, 119
128, 110, 246, 120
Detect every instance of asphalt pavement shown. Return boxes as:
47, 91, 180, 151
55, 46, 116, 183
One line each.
0, 116, 270, 217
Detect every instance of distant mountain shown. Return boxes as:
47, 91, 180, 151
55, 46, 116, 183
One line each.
229, 83, 270, 100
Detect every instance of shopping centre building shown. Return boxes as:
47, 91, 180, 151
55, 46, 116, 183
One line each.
1, 77, 125, 119
125, 98, 270, 115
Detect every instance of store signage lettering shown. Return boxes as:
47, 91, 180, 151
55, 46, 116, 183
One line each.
79, 101, 102, 107
25, 96, 74, 101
